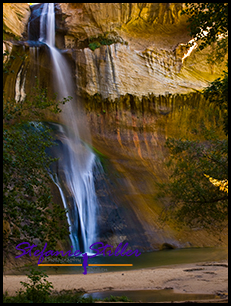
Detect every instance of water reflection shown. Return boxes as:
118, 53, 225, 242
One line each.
83, 289, 218, 303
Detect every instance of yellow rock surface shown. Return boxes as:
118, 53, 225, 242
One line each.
3, 3, 30, 39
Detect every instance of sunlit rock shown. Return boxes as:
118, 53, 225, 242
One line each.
3, 3, 30, 39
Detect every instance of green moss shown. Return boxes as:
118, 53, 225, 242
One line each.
89, 41, 101, 51
88, 33, 117, 51
88, 144, 107, 158
87, 32, 128, 51
100, 38, 114, 45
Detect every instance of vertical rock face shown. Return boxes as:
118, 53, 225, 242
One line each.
3, 3, 30, 67
56, 3, 225, 100
74, 43, 218, 101
3, 3, 30, 40
58, 3, 187, 39
4, 3, 226, 102
82, 92, 226, 250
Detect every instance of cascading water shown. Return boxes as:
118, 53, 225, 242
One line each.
37, 3, 101, 253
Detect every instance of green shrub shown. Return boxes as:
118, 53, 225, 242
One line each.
88, 33, 115, 51
100, 39, 113, 45
3, 284, 133, 303
89, 41, 101, 51
17, 268, 53, 303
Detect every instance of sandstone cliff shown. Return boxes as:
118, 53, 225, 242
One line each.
55, 3, 225, 100
3, 3, 30, 39
3, 3, 226, 101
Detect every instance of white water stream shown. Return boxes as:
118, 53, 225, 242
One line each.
38, 3, 100, 252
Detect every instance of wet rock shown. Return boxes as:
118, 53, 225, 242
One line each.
160, 243, 176, 250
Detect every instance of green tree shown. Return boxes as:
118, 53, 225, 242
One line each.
181, 3, 228, 136
3, 52, 71, 261
182, 3, 228, 136
181, 3, 228, 64
203, 66, 228, 135
159, 3, 228, 230
158, 128, 228, 230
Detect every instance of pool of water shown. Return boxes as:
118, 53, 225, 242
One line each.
7, 246, 227, 275
82, 289, 219, 303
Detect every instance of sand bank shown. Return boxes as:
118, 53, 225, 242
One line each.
3, 261, 228, 301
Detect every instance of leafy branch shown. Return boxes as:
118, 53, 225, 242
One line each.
181, 3, 228, 64
3, 53, 72, 261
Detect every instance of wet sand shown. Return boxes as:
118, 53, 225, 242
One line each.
3, 261, 228, 302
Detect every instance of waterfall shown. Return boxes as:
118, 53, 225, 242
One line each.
38, 3, 100, 253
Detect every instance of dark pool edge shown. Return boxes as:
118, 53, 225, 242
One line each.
93, 298, 228, 303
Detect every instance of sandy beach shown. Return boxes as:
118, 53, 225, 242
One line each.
3, 261, 228, 302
